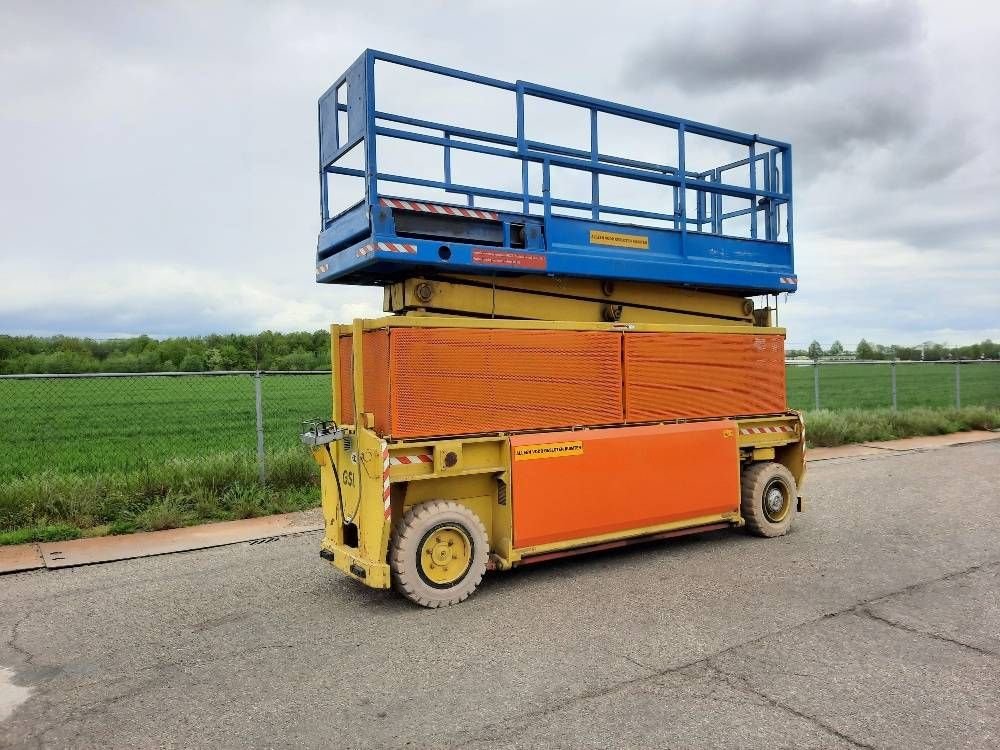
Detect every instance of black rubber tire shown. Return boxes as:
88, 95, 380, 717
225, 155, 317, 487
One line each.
741, 462, 797, 538
390, 500, 489, 608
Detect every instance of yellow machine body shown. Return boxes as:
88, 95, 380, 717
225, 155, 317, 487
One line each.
311, 314, 806, 591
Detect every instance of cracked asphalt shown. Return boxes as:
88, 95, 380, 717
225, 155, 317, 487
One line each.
2, 441, 999, 749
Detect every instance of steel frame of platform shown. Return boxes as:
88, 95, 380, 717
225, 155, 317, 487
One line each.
316, 50, 795, 295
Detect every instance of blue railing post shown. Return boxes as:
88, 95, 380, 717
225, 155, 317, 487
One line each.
696, 176, 706, 232
677, 123, 687, 253
748, 142, 757, 240
769, 153, 779, 241
443, 131, 452, 189
712, 170, 723, 235
318, 99, 329, 229
319, 169, 329, 230
763, 153, 773, 241
516, 82, 529, 215
364, 50, 379, 209
783, 146, 794, 249
590, 108, 599, 221
542, 158, 552, 220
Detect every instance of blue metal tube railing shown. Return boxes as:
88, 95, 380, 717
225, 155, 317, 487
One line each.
372, 125, 788, 203
322, 49, 792, 245
376, 174, 702, 227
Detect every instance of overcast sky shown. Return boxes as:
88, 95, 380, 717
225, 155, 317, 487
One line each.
2, 0, 997, 349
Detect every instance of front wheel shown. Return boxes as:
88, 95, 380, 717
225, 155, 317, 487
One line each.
390, 500, 489, 608
741, 462, 797, 538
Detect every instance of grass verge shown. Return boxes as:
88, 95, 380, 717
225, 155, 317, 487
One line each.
0, 448, 319, 546
803, 405, 1000, 447
1, 407, 997, 546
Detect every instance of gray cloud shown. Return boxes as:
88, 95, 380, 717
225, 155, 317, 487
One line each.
623, 8, 932, 168
618, 0, 998, 278
624, 0, 921, 91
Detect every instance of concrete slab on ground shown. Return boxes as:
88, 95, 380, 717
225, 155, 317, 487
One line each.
862, 429, 999, 451
0, 545, 44, 575
36, 510, 322, 569
807, 428, 998, 461
804, 444, 887, 460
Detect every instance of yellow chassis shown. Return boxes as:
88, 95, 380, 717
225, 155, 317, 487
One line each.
312, 315, 806, 591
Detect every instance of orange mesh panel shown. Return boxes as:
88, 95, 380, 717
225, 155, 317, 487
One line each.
624, 332, 786, 421
337, 334, 354, 425
362, 330, 391, 434
387, 328, 623, 438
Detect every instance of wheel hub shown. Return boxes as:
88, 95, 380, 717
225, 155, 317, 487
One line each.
766, 488, 784, 513
762, 479, 790, 523
431, 542, 452, 565
419, 525, 472, 586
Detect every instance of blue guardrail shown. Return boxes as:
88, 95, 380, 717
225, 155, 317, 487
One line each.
316, 50, 795, 295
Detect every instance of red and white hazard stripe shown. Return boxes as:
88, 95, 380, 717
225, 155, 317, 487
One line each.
381, 441, 392, 520
779, 276, 797, 285
380, 197, 498, 221
357, 241, 417, 257
389, 453, 432, 467
740, 425, 796, 436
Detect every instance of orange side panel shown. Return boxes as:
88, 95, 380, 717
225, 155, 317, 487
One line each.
510, 422, 740, 549
337, 334, 354, 425
362, 330, 391, 435
387, 328, 623, 438
624, 332, 786, 421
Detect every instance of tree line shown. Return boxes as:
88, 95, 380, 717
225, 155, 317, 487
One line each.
790, 338, 1000, 361
0, 332, 332, 374
2, 332, 998, 374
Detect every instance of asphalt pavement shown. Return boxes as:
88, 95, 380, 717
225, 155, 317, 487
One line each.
2, 441, 999, 749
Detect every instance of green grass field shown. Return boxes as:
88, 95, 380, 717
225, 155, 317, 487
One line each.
0, 365, 997, 543
0, 374, 332, 541
1, 364, 997, 479
0, 373, 331, 478
786, 361, 1000, 411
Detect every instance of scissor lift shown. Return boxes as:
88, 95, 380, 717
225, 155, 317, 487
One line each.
306, 51, 805, 607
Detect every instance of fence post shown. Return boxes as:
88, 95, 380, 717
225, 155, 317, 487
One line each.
891, 360, 897, 411
813, 361, 820, 410
955, 362, 961, 409
254, 371, 267, 484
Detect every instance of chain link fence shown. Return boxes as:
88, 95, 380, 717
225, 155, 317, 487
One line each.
0, 371, 330, 482
786, 360, 1000, 412
1, 362, 997, 481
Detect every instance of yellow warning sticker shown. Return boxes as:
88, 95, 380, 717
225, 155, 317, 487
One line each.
513, 441, 584, 461
589, 230, 649, 249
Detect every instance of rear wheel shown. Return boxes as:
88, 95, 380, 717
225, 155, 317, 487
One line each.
741, 462, 797, 537
390, 500, 489, 607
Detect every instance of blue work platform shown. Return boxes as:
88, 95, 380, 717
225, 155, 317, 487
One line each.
315, 50, 796, 295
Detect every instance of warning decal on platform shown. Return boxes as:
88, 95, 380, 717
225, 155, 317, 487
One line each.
471, 249, 547, 270
589, 230, 649, 249
513, 441, 584, 461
